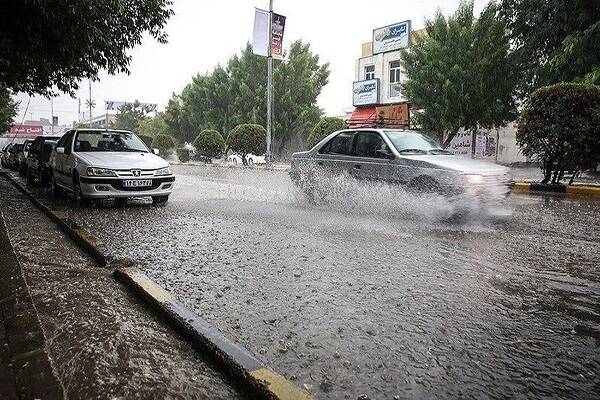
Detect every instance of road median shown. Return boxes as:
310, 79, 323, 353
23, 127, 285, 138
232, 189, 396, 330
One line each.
511, 181, 600, 196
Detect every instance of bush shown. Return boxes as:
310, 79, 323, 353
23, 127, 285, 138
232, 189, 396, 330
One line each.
193, 129, 225, 161
517, 83, 600, 184
307, 117, 348, 148
151, 134, 176, 156
138, 134, 154, 149
176, 147, 190, 163
226, 124, 266, 164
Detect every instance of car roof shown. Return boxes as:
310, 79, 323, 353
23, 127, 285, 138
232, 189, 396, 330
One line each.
72, 128, 133, 133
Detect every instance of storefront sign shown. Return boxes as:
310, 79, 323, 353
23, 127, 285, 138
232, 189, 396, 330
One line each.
373, 20, 411, 54
6, 124, 43, 137
353, 79, 379, 106
375, 103, 409, 127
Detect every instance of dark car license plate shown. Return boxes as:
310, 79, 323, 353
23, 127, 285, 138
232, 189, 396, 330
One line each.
123, 179, 152, 188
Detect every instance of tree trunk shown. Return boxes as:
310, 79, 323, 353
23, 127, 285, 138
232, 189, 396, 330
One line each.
568, 166, 580, 186
541, 159, 553, 184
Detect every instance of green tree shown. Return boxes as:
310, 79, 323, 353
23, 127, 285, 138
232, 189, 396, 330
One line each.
151, 134, 176, 156
193, 129, 225, 162
112, 101, 148, 132
517, 83, 600, 184
0, 1, 173, 96
176, 147, 190, 162
500, 0, 600, 98
307, 117, 348, 147
226, 124, 266, 165
400, 1, 515, 146
178, 40, 329, 158
163, 94, 193, 143
138, 134, 154, 149
139, 114, 168, 137
0, 87, 18, 134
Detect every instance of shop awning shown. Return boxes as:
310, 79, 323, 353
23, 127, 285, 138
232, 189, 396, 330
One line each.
348, 107, 377, 128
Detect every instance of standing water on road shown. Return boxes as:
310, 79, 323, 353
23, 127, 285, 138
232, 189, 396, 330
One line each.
61, 166, 599, 399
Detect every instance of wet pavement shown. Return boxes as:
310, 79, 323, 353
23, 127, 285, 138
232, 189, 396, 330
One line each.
0, 176, 245, 400
5, 164, 600, 399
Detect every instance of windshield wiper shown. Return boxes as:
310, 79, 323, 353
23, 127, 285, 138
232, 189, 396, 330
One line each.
428, 149, 452, 155
397, 148, 428, 154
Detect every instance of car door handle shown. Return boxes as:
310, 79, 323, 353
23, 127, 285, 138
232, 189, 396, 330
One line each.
353, 164, 361, 170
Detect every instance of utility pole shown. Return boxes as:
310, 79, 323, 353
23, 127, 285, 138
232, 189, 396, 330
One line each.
266, 0, 273, 165
88, 79, 92, 128
50, 97, 54, 134
78, 98, 81, 123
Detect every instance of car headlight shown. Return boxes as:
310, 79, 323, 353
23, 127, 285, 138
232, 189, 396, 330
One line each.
464, 174, 484, 184
87, 167, 117, 177
155, 167, 171, 176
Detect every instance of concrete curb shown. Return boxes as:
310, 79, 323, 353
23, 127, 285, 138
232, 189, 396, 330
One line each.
0, 171, 113, 267
0, 170, 312, 400
511, 181, 600, 196
171, 161, 290, 172
114, 267, 313, 400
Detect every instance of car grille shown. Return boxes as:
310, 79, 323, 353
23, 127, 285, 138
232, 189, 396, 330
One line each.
114, 169, 157, 178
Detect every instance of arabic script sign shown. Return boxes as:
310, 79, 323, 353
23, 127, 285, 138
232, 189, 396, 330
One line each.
373, 20, 411, 54
353, 79, 379, 106
7, 124, 44, 137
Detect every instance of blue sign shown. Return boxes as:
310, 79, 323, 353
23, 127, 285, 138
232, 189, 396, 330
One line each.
373, 20, 411, 54
353, 79, 379, 106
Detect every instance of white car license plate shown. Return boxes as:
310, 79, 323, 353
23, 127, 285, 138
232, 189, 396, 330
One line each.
123, 179, 152, 188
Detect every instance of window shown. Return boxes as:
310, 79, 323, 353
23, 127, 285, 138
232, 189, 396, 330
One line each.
364, 65, 375, 80
74, 131, 148, 153
319, 131, 354, 155
354, 131, 391, 159
389, 60, 401, 98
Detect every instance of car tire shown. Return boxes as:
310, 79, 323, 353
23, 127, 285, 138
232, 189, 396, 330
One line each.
73, 173, 91, 207
247, 158, 254, 168
152, 195, 169, 205
50, 172, 62, 197
233, 158, 238, 165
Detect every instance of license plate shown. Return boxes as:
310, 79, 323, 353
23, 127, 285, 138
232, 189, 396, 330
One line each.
123, 179, 152, 187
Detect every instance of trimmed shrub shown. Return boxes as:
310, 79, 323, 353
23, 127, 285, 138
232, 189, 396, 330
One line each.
226, 124, 266, 164
138, 134, 154, 149
176, 147, 190, 163
517, 83, 600, 184
151, 134, 176, 156
193, 129, 225, 161
307, 117, 348, 148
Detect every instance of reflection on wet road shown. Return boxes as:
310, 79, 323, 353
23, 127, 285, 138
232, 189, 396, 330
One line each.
24, 165, 600, 398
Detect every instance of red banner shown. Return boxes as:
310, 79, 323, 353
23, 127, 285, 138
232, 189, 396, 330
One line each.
7, 124, 43, 137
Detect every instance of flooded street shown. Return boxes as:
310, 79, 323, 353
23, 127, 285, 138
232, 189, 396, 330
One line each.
0, 177, 245, 400
7, 165, 600, 399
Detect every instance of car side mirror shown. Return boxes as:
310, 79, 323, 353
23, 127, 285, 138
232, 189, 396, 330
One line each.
153, 148, 160, 155
56, 147, 64, 154
376, 148, 393, 159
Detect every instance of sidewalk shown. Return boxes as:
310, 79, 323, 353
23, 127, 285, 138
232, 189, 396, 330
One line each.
509, 166, 600, 186
0, 211, 63, 399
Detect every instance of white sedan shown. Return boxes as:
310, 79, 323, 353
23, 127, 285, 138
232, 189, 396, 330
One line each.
227, 153, 266, 167
49, 129, 175, 206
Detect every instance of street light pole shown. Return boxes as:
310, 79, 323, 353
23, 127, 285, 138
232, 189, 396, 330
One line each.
88, 79, 92, 128
50, 97, 54, 134
266, 0, 273, 165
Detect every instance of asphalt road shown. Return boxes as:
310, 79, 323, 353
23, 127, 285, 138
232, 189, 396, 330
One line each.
18, 165, 600, 399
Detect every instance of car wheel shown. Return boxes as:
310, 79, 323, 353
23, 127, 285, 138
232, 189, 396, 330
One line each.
232, 158, 238, 164
152, 195, 169, 205
50, 172, 62, 197
73, 173, 91, 207
247, 158, 254, 168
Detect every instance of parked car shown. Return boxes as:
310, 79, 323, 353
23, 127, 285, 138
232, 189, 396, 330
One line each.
227, 153, 266, 167
290, 129, 509, 199
26, 136, 62, 187
49, 129, 175, 206
1, 143, 13, 167
7, 143, 23, 170
18, 139, 33, 176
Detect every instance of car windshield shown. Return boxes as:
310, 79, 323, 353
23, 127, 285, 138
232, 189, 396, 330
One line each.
74, 131, 148, 153
384, 131, 452, 155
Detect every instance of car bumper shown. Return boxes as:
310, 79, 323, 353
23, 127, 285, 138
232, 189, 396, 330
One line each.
79, 176, 175, 198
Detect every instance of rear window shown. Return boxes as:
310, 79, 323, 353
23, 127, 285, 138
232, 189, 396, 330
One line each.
319, 131, 354, 155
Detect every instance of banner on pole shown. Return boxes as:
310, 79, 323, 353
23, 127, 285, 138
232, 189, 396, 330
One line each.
252, 8, 269, 57
252, 8, 286, 59
271, 13, 286, 59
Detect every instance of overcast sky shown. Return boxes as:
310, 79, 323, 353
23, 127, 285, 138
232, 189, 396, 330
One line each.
14, 0, 486, 126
